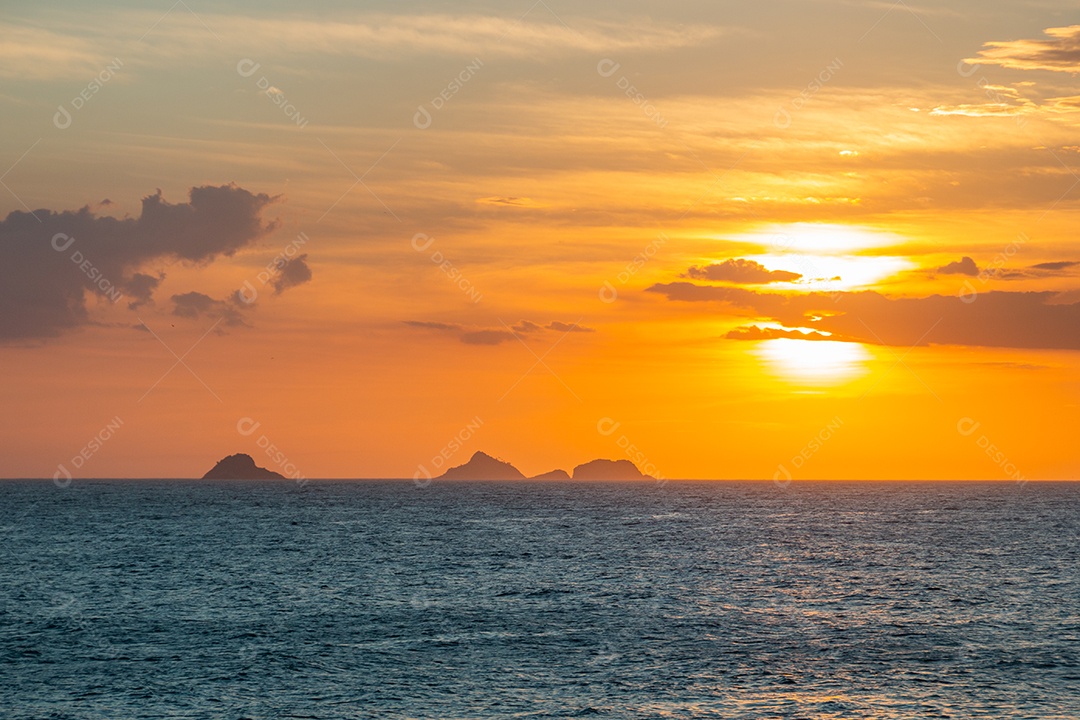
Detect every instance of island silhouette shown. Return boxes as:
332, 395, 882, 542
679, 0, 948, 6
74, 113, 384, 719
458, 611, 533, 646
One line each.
202, 453, 286, 480
436, 451, 652, 481
201, 450, 653, 480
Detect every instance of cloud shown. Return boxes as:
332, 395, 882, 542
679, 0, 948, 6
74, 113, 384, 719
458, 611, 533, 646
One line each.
172, 292, 248, 328
1031, 261, 1079, 271
929, 102, 1033, 117
6, 13, 726, 81
547, 321, 594, 333
1046, 95, 1080, 112
271, 254, 312, 295
404, 321, 461, 331
967, 26, 1080, 73
406, 319, 594, 345
511, 320, 594, 333
647, 282, 1080, 350
124, 273, 162, 310
725, 325, 834, 341
683, 259, 802, 284
0, 25, 105, 80
476, 197, 546, 208
512, 320, 543, 333
0, 184, 276, 341
937, 257, 979, 276
461, 329, 517, 345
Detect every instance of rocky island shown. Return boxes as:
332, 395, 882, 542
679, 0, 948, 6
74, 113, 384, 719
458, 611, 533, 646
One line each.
202, 453, 286, 480
571, 458, 651, 480
434, 451, 651, 481
436, 451, 526, 480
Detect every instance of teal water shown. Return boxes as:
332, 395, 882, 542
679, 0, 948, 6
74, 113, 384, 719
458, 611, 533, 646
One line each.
1, 480, 1077, 718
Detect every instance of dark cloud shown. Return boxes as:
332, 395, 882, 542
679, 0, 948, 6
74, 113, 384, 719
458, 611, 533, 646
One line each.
476, 196, 541, 208
403, 321, 461, 331
547, 321, 594, 332
511, 320, 593, 333
684, 258, 801, 284
648, 282, 1080, 350
968, 26, 1080, 73
725, 325, 834, 341
461, 329, 517, 345
1031, 261, 1079, 271
172, 292, 248, 328
937, 257, 979, 276
125, 273, 162, 310
512, 320, 543, 333
406, 319, 594, 345
0, 184, 277, 341
271, 253, 313, 295
403, 321, 515, 346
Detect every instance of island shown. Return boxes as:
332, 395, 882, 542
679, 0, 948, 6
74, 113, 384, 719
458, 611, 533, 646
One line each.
202, 453, 286, 480
433, 451, 651, 481
436, 451, 526, 480
529, 469, 572, 480
571, 458, 651, 480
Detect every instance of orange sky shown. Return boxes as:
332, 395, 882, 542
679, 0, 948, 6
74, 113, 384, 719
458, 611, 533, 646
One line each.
2, 2, 1079, 479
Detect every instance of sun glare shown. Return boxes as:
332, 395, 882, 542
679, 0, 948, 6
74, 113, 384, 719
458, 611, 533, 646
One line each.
755, 338, 871, 385
746, 253, 913, 291
739, 223, 904, 254
697, 223, 915, 291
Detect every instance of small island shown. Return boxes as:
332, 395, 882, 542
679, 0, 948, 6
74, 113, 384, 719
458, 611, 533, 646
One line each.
530, 469, 571, 480
436, 451, 526, 480
197, 450, 653, 481
433, 451, 651, 481
202, 453, 286, 480
571, 458, 651, 481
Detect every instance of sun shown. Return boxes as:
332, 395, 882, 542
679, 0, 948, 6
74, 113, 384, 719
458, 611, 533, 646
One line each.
755, 338, 871, 385
707, 222, 915, 292
751, 222, 904, 254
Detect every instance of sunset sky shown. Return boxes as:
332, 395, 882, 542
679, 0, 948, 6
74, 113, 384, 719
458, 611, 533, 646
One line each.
2, 0, 1079, 480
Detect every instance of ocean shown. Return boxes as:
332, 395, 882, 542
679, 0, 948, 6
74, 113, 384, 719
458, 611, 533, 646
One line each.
1, 479, 1077, 719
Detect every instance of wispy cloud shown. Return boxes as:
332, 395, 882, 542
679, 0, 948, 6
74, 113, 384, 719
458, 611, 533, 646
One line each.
3, 12, 728, 82
967, 25, 1080, 73
649, 281, 1080, 350
405, 319, 594, 345
0, 25, 106, 80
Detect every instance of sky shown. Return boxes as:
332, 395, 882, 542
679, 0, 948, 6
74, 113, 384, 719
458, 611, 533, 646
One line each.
2, 0, 1079, 480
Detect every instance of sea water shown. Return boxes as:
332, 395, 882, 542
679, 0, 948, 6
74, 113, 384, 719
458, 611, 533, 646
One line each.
1, 480, 1077, 718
